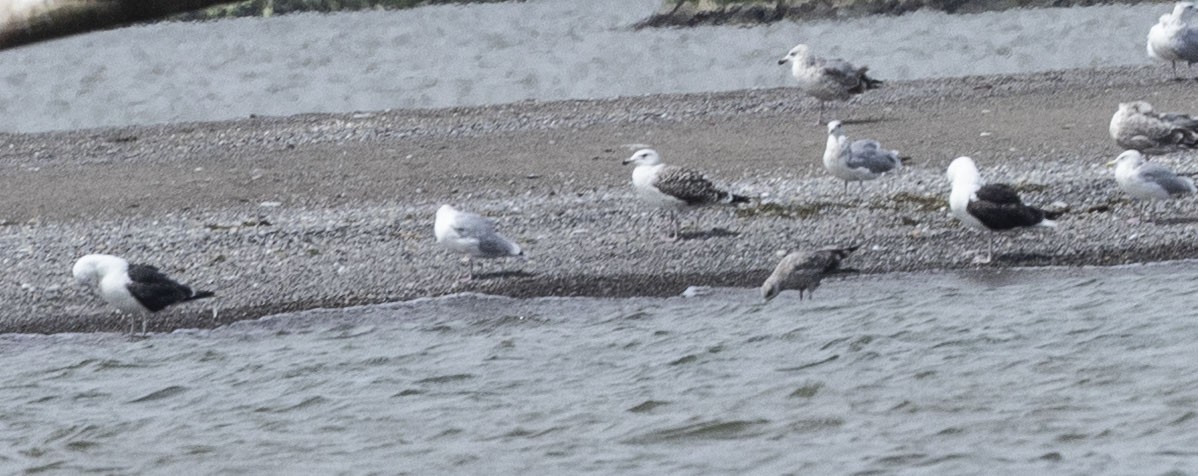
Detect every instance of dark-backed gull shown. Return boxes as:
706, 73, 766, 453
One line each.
946, 157, 1062, 264
73, 254, 214, 334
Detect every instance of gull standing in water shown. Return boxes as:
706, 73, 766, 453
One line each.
760, 246, 858, 302
1147, 2, 1198, 79
823, 120, 908, 193
946, 157, 1062, 264
1109, 101, 1198, 153
1109, 150, 1196, 200
434, 205, 524, 280
623, 148, 750, 241
73, 254, 215, 335
778, 43, 882, 124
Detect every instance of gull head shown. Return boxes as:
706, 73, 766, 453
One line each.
436, 204, 459, 220
622, 149, 661, 166
1118, 101, 1153, 116
819, 244, 859, 261
760, 277, 782, 302
778, 44, 808, 65
826, 120, 844, 136
1174, 2, 1196, 20
946, 156, 980, 184
72, 254, 127, 288
1109, 150, 1145, 171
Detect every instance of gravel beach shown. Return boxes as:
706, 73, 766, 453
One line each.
3, 65, 1197, 333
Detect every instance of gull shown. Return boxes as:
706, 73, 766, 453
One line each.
778, 43, 882, 124
623, 148, 750, 241
946, 157, 1062, 264
760, 246, 858, 302
1109, 149, 1196, 200
823, 120, 908, 193
1147, 2, 1198, 79
434, 204, 523, 280
73, 254, 215, 334
1109, 101, 1198, 153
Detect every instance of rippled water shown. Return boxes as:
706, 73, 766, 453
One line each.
0, 0, 1169, 132
4, 264, 1197, 473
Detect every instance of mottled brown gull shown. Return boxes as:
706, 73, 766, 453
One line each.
622, 148, 749, 241
760, 246, 858, 302
1109, 101, 1198, 153
777, 44, 882, 124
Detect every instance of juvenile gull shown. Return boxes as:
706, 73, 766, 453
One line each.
622, 148, 750, 240
778, 43, 882, 124
1147, 2, 1198, 79
434, 204, 523, 280
823, 120, 908, 193
72, 254, 214, 334
946, 157, 1061, 264
1109, 149, 1196, 200
760, 246, 858, 302
1109, 101, 1198, 153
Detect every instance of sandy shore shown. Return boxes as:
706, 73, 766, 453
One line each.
2, 65, 1197, 333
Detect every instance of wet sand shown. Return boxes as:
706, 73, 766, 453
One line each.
3, 65, 1197, 333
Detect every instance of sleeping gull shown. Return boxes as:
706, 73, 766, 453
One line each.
778, 44, 882, 124
73, 254, 214, 334
823, 120, 908, 193
434, 204, 523, 280
1109, 149, 1196, 200
1147, 2, 1198, 79
1109, 101, 1198, 153
623, 148, 749, 241
760, 245, 858, 302
946, 157, 1062, 264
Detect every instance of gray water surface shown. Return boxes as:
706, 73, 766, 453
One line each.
3, 264, 1196, 474
0, 0, 1170, 132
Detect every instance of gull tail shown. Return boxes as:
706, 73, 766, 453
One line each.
861, 72, 883, 90
1036, 207, 1063, 228
184, 290, 216, 302
1042, 209, 1066, 221
721, 192, 751, 205
898, 155, 913, 164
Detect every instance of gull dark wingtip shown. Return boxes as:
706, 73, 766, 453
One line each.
188, 290, 216, 301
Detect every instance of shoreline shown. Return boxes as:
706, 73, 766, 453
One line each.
634, 0, 1171, 27
3, 65, 1198, 333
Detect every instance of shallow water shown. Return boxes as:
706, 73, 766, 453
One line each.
4, 263, 1197, 473
0, 0, 1170, 132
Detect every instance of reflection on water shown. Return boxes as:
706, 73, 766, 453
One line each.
0, 0, 1167, 132
1, 264, 1196, 473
